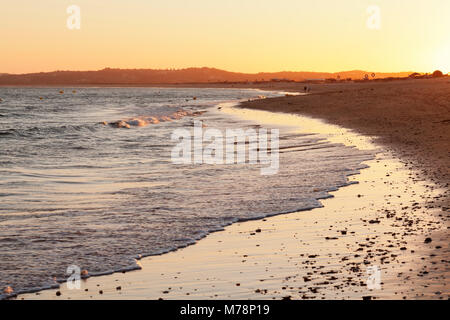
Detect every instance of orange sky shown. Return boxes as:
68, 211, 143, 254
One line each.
1, 0, 449, 74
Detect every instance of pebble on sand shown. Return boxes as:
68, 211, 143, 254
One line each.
3, 286, 13, 294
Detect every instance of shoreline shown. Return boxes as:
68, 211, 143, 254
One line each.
17, 105, 449, 300
239, 78, 450, 205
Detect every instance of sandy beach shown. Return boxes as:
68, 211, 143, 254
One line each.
18, 84, 450, 299
3, 0, 450, 308
240, 78, 450, 206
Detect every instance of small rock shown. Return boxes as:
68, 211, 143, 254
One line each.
424, 238, 432, 244
3, 286, 13, 294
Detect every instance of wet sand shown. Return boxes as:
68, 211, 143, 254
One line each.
240, 77, 450, 209
18, 107, 449, 300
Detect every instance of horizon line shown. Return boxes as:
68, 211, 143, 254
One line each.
0, 66, 427, 76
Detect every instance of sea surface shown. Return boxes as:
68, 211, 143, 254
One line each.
0, 87, 373, 296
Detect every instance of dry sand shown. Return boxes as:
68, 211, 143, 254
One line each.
18, 104, 449, 300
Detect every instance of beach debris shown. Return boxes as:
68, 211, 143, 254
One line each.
39, 97, 43, 100
149, 117, 160, 124
59, 90, 64, 94
116, 286, 121, 291
99, 290, 103, 294
3, 286, 13, 294
72, 90, 77, 93
127, 118, 147, 127
109, 120, 131, 129
159, 116, 172, 122
424, 237, 432, 244
193, 97, 197, 100
81, 269, 89, 277
56, 291, 61, 296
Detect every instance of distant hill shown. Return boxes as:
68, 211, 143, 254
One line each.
0, 67, 412, 85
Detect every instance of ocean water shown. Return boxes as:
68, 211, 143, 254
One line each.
0, 87, 373, 296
